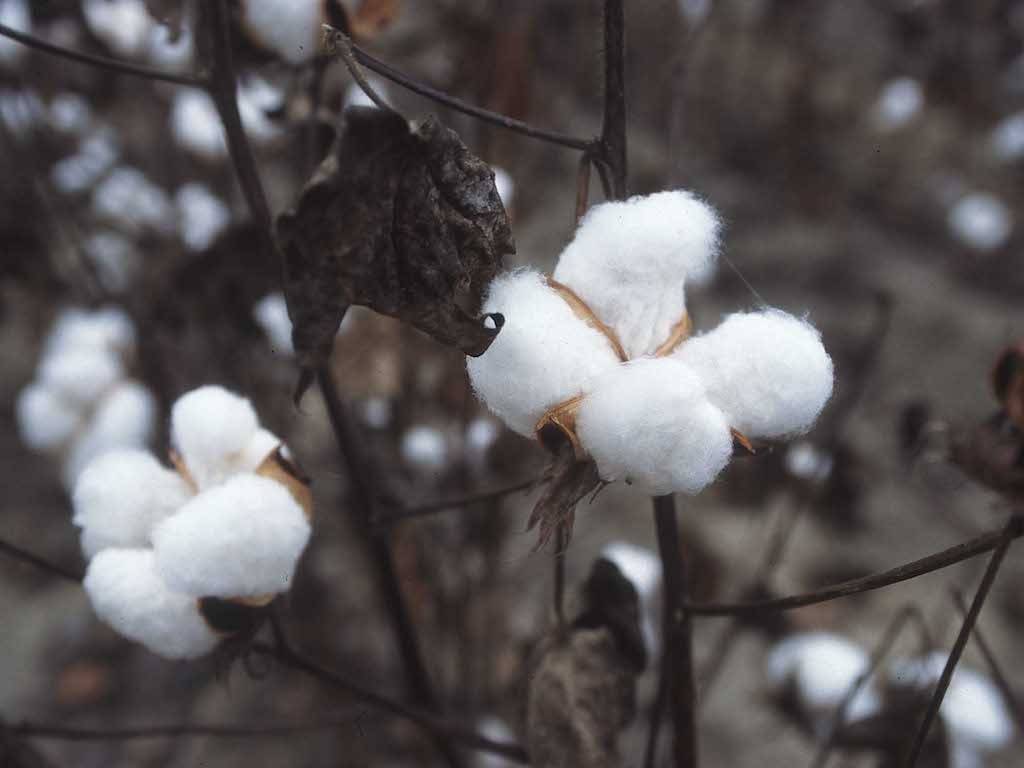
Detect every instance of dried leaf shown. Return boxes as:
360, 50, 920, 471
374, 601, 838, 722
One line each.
993, 341, 1024, 431
350, 0, 401, 41
527, 444, 603, 550
950, 412, 1024, 499
278, 107, 512, 390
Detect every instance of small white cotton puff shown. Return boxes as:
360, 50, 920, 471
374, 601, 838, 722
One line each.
63, 380, 157, 487
15, 383, 82, 451
948, 193, 1013, 252
467, 269, 622, 436
51, 130, 119, 194
153, 474, 310, 598
92, 167, 174, 235
147, 21, 192, 72
240, 0, 323, 64
872, 77, 924, 132
674, 309, 833, 439
73, 449, 193, 560
170, 385, 261, 489
0, 0, 30, 67
576, 357, 732, 495
254, 293, 294, 354
44, 306, 135, 361
175, 182, 230, 251
49, 93, 92, 135
767, 632, 881, 723
84, 548, 218, 659
171, 88, 226, 159
402, 426, 449, 472
553, 190, 721, 359
38, 348, 123, 407
82, 0, 154, 58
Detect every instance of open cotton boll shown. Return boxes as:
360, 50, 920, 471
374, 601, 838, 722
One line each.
83, 0, 154, 58
254, 293, 294, 354
176, 183, 230, 251
63, 381, 157, 487
44, 306, 135, 361
576, 357, 733, 495
38, 348, 123, 407
767, 633, 880, 723
240, 0, 323, 64
0, 0, 29, 67
170, 385, 260, 489
15, 383, 82, 451
73, 449, 193, 560
552, 190, 721, 358
84, 548, 218, 659
171, 88, 226, 159
153, 474, 311, 598
234, 428, 281, 474
467, 269, 622, 436
889, 653, 1014, 753
51, 130, 120, 194
947, 193, 1013, 252
674, 310, 833, 439
92, 167, 174, 235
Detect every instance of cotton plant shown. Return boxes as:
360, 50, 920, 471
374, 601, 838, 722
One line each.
75, 386, 313, 660
239, 0, 328, 64
82, 0, 155, 59
16, 307, 155, 488
467, 190, 834, 498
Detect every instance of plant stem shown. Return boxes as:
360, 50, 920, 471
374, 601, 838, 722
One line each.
601, 0, 628, 198
653, 494, 697, 768
0, 538, 83, 583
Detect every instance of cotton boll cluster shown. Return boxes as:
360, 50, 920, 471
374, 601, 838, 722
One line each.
16, 307, 155, 488
51, 130, 120, 194
91, 167, 174, 236
766, 632, 881, 732
240, 0, 325, 64
948, 192, 1013, 252
872, 77, 924, 132
175, 183, 230, 251
468, 190, 833, 496
254, 293, 294, 354
888, 653, 1014, 766
82, 0, 154, 58
0, 0, 30, 67
76, 385, 313, 659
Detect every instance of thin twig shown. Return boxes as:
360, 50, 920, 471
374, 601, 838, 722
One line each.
901, 513, 1021, 767
553, 523, 567, 628
653, 494, 697, 768
0, 537, 84, 584
600, 0, 628, 198
12, 715, 365, 741
372, 476, 541, 529
321, 26, 396, 113
0, 21, 206, 87
948, 587, 1024, 731
686, 520, 1024, 617
575, 152, 592, 225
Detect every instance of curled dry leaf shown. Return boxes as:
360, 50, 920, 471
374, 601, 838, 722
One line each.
527, 443, 603, 550
278, 107, 512, 395
993, 340, 1024, 431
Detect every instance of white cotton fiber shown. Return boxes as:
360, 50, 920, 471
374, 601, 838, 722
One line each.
38, 348, 122, 406
889, 653, 1014, 752
401, 426, 449, 471
575, 357, 732, 495
240, 0, 322, 64
51, 130, 119, 194
170, 386, 260, 489
0, 0, 30, 67
84, 548, 218, 659
344, 77, 389, 110
153, 474, 311, 598
171, 88, 226, 159
147, 21, 192, 72
767, 633, 880, 722
553, 190, 721, 358
92, 166, 174, 235
990, 112, 1024, 161
175, 183, 230, 251
82, 0, 154, 58
254, 293, 294, 354
784, 440, 833, 483
467, 270, 622, 436
235, 428, 281, 473
872, 77, 923, 132
43, 306, 135, 360
947, 193, 1013, 252
15, 383, 82, 451
674, 309, 833, 438
237, 76, 283, 143
63, 380, 157, 487
73, 449, 193, 560
49, 93, 92, 135
83, 231, 137, 293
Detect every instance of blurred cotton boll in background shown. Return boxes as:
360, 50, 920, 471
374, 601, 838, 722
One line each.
240, 0, 324, 64
254, 293, 294, 354
48, 92, 92, 136
51, 129, 120, 194
871, 77, 924, 132
82, 0, 154, 58
401, 425, 450, 474
947, 192, 1013, 252
175, 183, 230, 251
0, 0, 30, 67
345, 77, 390, 110
91, 167, 174, 236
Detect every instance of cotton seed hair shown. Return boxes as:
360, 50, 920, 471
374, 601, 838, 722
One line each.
467, 189, 834, 496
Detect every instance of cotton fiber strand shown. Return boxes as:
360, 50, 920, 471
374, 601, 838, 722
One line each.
576, 357, 732, 495
553, 190, 720, 358
73, 449, 193, 560
153, 474, 310, 598
467, 269, 622, 436
674, 310, 833, 438
240, 0, 322, 64
83, 0, 154, 58
170, 385, 260, 489
84, 548, 218, 659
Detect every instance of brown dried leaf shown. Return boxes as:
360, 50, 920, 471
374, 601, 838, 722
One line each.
278, 107, 512, 391
993, 341, 1024, 431
527, 445, 603, 550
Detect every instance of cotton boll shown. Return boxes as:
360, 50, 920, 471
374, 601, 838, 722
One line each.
872, 77, 923, 132
784, 440, 833, 483
170, 386, 260, 489
175, 183, 230, 251
948, 193, 1013, 252
467, 269, 622, 436
15, 383, 82, 451
402, 426, 449, 472
767, 633, 880, 723
49, 93, 92, 135
51, 130, 120, 194
83, 0, 155, 58
240, 0, 323, 64
147, 22, 192, 72
474, 717, 518, 768
64, 381, 157, 487
553, 190, 721, 358
674, 310, 833, 439
253, 293, 294, 354
153, 474, 311, 598
44, 306, 135, 360
0, 89, 42, 136
92, 167, 174, 235
237, 76, 283, 143
83, 231, 138, 293
990, 112, 1024, 161
171, 88, 226, 159
73, 449, 193, 559
84, 548, 218, 659
575, 357, 732, 495
0, 0, 30, 66
38, 349, 123, 406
